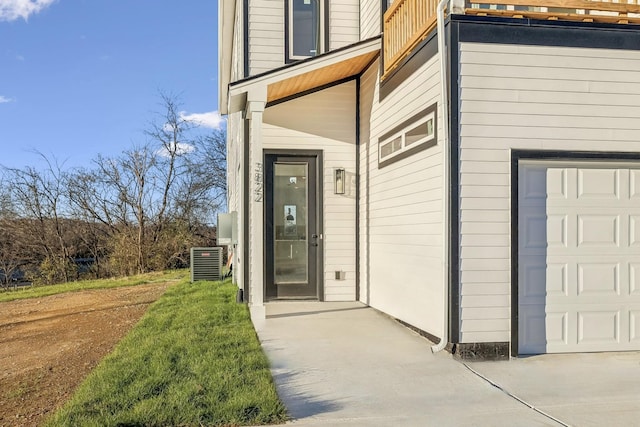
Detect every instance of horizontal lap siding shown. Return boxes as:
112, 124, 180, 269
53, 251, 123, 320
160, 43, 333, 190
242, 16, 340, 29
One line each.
359, 0, 380, 40
248, 0, 360, 76
358, 61, 376, 305
330, 0, 360, 49
458, 42, 640, 343
248, 0, 284, 75
226, 112, 244, 287
360, 56, 444, 336
232, 1, 244, 81
227, 113, 242, 215
263, 82, 357, 301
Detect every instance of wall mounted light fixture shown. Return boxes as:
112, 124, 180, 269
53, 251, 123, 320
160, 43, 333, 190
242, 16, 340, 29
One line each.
334, 168, 345, 194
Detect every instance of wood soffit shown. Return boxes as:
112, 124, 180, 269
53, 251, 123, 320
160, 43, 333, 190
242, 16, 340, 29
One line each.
267, 50, 379, 103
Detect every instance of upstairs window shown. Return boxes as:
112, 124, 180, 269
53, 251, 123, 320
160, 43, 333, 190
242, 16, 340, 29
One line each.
287, 0, 326, 61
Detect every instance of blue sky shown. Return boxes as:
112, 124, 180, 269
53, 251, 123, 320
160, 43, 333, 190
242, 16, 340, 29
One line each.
0, 0, 222, 170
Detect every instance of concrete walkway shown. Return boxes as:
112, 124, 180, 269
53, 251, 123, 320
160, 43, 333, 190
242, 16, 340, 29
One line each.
250, 302, 640, 426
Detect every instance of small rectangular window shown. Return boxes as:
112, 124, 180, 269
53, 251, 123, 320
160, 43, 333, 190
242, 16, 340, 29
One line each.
378, 104, 438, 168
405, 118, 434, 146
380, 136, 402, 159
288, 0, 324, 60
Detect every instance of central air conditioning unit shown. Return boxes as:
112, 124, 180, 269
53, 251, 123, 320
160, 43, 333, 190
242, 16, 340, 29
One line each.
190, 247, 222, 282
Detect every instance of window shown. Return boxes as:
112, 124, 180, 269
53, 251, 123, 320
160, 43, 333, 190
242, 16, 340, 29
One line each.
287, 0, 325, 61
378, 104, 437, 168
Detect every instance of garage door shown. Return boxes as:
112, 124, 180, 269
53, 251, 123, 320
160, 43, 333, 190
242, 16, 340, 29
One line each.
519, 162, 640, 354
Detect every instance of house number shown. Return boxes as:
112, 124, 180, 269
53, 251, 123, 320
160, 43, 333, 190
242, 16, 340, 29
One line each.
254, 162, 263, 202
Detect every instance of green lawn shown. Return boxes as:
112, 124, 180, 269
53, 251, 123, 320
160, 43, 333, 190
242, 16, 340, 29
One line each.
0, 270, 185, 303
45, 277, 288, 427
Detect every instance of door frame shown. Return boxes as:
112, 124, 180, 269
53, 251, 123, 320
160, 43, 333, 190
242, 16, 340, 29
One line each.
264, 149, 324, 301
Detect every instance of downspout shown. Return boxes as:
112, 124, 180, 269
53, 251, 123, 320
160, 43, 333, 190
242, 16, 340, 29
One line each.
432, 0, 451, 353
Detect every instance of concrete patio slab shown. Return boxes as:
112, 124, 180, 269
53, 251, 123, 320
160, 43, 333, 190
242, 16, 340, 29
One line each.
466, 351, 640, 427
253, 302, 564, 426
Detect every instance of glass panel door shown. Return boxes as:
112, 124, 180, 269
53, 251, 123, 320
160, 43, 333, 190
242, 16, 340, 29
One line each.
265, 154, 320, 299
274, 163, 308, 284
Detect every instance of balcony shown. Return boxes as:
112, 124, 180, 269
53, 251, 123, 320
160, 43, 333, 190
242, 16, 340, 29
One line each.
383, 0, 438, 77
466, 0, 640, 24
383, 0, 640, 78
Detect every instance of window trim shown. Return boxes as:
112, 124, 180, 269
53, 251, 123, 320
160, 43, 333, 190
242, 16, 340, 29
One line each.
285, 0, 329, 63
378, 103, 438, 168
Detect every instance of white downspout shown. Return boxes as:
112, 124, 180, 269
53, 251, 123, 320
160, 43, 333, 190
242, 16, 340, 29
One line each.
432, 0, 451, 353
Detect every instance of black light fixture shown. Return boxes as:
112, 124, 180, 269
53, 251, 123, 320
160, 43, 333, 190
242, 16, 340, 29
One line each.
334, 168, 345, 194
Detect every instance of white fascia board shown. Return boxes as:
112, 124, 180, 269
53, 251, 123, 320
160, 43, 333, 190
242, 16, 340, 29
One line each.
228, 37, 381, 113
219, 0, 237, 116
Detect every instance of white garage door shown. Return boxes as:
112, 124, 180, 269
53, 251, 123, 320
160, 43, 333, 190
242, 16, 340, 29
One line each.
519, 162, 640, 354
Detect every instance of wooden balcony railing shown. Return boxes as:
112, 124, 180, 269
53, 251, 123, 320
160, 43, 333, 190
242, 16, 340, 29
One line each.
383, 0, 439, 77
466, 0, 640, 25
383, 0, 640, 79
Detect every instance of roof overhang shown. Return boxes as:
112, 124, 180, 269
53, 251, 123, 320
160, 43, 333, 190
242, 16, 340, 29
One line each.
227, 36, 381, 114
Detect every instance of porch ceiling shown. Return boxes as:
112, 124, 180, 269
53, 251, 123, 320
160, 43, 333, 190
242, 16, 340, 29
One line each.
267, 50, 380, 103
228, 37, 381, 113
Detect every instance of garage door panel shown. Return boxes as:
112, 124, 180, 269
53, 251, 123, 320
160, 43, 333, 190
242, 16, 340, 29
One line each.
577, 214, 620, 248
547, 168, 568, 200
630, 311, 640, 342
519, 306, 547, 354
519, 259, 546, 300
547, 214, 568, 249
520, 213, 548, 254
546, 311, 569, 347
577, 168, 621, 200
577, 310, 620, 345
577, 262, 620, 296
630, 264, 640, 295
519, 163, 640, 354
630, 170, 640, 199
521, 166, 548, 202
547, 263, 569, 297
629, 216, 640, 246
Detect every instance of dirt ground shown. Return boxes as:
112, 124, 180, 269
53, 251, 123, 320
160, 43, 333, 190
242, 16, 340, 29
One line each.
0, 282, 173, 427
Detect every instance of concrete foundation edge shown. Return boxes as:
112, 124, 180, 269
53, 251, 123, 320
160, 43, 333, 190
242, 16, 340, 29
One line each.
452, 342, 510, 361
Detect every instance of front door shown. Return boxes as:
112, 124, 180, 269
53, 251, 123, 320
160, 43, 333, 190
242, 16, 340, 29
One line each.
265, 153, 322, 299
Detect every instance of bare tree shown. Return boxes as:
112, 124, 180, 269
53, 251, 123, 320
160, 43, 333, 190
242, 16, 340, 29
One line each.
2, 92, 227, 285
0, 183, 27, 287
2, 154, 76, 284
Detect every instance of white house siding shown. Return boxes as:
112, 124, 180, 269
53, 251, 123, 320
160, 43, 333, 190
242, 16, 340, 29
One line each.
358, 60, 377, 305
226, 111, 245, 287
248, 0, 360, 76
232, 0, 244, 81
262, 81, 358, 301
359, 54, 444, 336
330, 0, 360, 50
458, 42, 640, 343
248, 0, 285, 75
359, 0, 381, 40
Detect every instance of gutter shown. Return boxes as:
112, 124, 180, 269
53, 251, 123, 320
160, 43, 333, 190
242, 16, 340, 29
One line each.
432, 0, 451, 354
